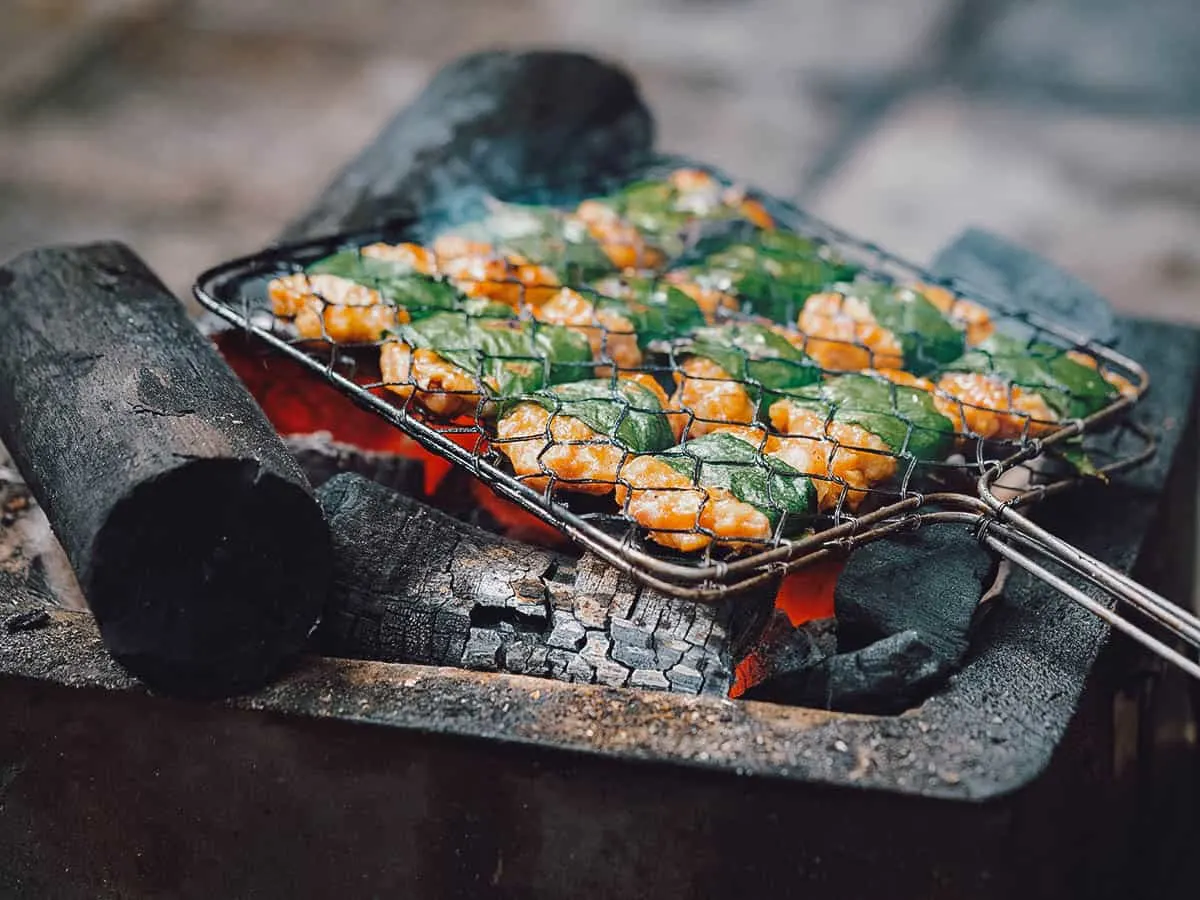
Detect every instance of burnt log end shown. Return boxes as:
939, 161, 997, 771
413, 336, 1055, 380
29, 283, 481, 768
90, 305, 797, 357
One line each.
0, 242, 331, 697
315, 473, 750, 696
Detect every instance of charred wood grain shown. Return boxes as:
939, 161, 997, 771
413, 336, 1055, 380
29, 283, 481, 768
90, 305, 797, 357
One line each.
315, 474, 752, 696
0, 242, 331, 697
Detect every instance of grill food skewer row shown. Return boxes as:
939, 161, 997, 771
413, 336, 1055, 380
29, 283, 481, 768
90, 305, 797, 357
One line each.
495, 376, 674, 495
668, 323, 822, 439
616, 428, 816, 552
262, 175, 1139, 560
769, 374, 956, 511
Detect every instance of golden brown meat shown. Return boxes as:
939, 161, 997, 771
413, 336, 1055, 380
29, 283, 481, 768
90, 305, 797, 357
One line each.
668, 356, 757, 440
532, 288, 642, 369
574, 200, 665, 271
796, 291, 905, 372
768, 401, 897, 511
663, 273, 739, 321
360, 241, 438, 274
667, 168, 775, 229
933, 372, 1057, 440
495, 402, 627, 496
615, 455, 772, 552
379, 340, 482, 419
268, 273, 408, 343
432, 235, 560, 309
918, 284, 994, 346
495, 375, 672, 497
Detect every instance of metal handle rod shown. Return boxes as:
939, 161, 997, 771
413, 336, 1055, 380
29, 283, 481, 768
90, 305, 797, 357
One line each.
984, 536, 1200, 681
990, 506, 1200, 648
995, 526, 1200, 648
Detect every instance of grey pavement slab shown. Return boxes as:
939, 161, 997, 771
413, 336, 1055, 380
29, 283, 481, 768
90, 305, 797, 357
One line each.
964, 0, 1200, 114
809, 91, 1200, 324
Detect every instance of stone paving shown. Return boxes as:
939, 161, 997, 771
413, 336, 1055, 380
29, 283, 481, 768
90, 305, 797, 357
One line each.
3, 0, 1198, 322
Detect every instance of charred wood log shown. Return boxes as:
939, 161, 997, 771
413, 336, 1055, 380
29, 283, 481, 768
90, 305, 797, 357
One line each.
315, 474, 765, 696
283, 433, 425, 497
0, 242, 331, 697
281, 49, 653, 243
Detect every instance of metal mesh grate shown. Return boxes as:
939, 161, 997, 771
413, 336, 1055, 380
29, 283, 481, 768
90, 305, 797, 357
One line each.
195, 159, 1150, 599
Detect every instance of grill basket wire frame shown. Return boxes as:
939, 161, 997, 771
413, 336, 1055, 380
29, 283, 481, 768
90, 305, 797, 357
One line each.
194, 162, 1200, 681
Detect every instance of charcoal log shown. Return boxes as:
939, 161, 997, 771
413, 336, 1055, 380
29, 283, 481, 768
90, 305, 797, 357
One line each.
315, 474, 752, 696
834, 524, 995, 661
742, 525, 996, 713
282, 49, 653, 242
283, 432, 425, 497
0, 242, 331, 697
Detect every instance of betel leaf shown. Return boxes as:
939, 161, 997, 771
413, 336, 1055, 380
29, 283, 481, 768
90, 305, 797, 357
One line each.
593, 277, 707, 346
672, 231, 860, 324
1053, 438, 1106, 480
587, 174, 771, 263
777, 374, 955, 460
603, 179, 686, 232
459, 297, 515, 319
397, 313, 593, 399
678, 323, 822, 398
307, 251, 459, 318
441, 202, 615, 281
946, 333, 1117, 420
516, 379, 675, 453
656, 431, 816, 527
846, 281, 965, 376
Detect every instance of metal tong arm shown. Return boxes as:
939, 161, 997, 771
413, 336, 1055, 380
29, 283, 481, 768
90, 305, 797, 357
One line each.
978, 467, 1200, 680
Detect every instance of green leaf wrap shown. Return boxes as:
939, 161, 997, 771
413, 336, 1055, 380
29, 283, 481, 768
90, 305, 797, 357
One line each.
945, 333, 1117, 420
307, 250, 460, 318
397, 313, 594, 399
656, 431, 816, 527
592, 276, 707, 346
670, 230, 861, 324
776, 374, 955, 459
513, 379, 675, 452
677, 323, 822, 403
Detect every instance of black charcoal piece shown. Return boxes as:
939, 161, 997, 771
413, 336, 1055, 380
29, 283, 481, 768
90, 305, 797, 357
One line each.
834, 524, 995, 664
738, 614, 836, 704
806, 630, 949, 715
284, 433, 426, 497
0, 243, 331, 698
283, 50, 653, 241
743, 525, 994, 712
931, 228, 1117, 345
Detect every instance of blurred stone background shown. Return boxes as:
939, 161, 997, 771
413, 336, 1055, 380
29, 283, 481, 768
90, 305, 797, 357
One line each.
2, 0, 1198, 322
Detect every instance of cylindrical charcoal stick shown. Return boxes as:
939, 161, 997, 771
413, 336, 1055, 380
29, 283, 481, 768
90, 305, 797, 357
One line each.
0, 241, 331, 697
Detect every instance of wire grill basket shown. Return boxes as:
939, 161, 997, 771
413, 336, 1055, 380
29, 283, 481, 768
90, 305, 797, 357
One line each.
195, 158, 1199, 680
